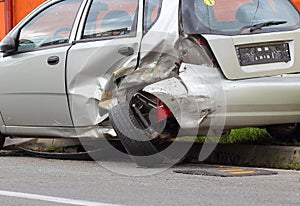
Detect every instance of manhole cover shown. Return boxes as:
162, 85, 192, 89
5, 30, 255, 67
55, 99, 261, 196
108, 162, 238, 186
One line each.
174, 166, 278, 177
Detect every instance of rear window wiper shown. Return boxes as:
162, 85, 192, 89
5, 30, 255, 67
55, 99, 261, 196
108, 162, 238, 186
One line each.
249, 21, 287, 32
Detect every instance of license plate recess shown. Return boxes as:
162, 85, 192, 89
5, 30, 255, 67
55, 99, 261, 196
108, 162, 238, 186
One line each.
236, 43, 291, 66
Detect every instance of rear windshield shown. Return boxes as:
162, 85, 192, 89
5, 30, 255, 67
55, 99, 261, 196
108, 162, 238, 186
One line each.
182, 0, 300, 35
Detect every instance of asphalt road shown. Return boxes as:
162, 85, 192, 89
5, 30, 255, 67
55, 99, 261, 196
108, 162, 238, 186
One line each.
0, 156, 299, 206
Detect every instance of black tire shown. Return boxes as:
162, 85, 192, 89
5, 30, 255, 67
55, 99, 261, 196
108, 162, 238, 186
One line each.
109, 102, 164, 167
0, 133, 5, 150
267, 123, 300, 142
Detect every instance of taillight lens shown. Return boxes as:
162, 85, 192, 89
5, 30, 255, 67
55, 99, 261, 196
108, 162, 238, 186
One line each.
196, 37, 217, 64
156, 99, 174, 122
175, 36, 217, 67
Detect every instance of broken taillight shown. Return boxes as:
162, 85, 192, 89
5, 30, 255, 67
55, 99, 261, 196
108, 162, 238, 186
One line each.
196, 37, 217, 64
156, 99, 174, 122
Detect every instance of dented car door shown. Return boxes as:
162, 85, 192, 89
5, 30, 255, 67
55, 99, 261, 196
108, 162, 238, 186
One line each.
67, 0, 143, 128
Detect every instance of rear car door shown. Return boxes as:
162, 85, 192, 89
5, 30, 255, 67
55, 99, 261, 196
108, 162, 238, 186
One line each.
0, 0, 84, 127
67, 0, 143, 127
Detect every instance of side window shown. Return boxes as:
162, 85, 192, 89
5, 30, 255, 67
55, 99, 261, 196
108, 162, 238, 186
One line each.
144, 0, 162, 33
18, 0, 82, 52
82, 0, 139, 39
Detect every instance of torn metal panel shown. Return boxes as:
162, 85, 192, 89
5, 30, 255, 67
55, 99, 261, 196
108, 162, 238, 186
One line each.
143, 63, 225, 130
99, 56, 140, 104
117, 53, 178, 93
143, 77, 208, 129
99, 38, 181, 109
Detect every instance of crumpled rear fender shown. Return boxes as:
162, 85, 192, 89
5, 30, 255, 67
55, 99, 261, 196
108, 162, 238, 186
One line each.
143, 63, 226, 130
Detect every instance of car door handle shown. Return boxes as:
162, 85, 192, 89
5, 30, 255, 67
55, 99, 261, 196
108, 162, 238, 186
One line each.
118, 47, 134, 56
47, 56, 59, 65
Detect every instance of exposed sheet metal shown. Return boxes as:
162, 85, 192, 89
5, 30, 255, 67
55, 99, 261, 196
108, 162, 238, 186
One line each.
143, 63, 225, 131
99, 39, 181, 110
98, 37, 222, 133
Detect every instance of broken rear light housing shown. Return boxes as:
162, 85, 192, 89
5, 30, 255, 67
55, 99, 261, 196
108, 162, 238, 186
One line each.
156, 99, 174, 123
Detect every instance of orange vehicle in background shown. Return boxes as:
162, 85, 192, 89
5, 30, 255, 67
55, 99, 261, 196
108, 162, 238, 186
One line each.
292, 0, 300, 9
0, 2, 6, 39
1, 0, 300, 40
0, 0, 46, 40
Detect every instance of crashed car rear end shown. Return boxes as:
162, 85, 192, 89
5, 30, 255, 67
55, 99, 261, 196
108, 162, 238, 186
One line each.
0, 0, 299, 167
106, 0, 300, 166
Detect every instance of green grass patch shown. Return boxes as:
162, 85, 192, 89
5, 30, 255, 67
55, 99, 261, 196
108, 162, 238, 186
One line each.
221, 128, 272, 144
192, 128, 272, 144
186, 127, 300, 145
276, 163, 300, 170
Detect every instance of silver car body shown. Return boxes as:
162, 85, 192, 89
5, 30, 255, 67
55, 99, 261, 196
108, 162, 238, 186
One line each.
0, 0, 299, 138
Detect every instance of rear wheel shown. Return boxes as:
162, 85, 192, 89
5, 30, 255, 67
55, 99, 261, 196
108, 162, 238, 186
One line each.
109, 92, 179, 167
266, 123, 300, 142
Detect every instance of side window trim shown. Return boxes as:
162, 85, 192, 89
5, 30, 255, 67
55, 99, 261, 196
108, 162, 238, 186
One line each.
143, 0, 163, 34
68, 0, 90, 42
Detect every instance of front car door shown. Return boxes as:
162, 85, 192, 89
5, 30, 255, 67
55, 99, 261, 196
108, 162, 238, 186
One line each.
0, 0, 84, 134
67, 0, 143, 131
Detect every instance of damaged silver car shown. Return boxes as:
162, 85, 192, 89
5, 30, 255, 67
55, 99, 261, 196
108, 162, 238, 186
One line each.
0, 0, 300, 166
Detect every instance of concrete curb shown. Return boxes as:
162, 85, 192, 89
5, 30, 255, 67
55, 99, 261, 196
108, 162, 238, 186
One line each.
185, 143, 300, 168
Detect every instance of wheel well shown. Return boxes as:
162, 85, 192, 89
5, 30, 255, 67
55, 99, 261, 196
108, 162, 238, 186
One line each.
130, 91, 180, 138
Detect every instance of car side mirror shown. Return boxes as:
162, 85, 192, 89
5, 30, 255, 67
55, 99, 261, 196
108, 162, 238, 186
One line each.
0, 36, 16, 54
